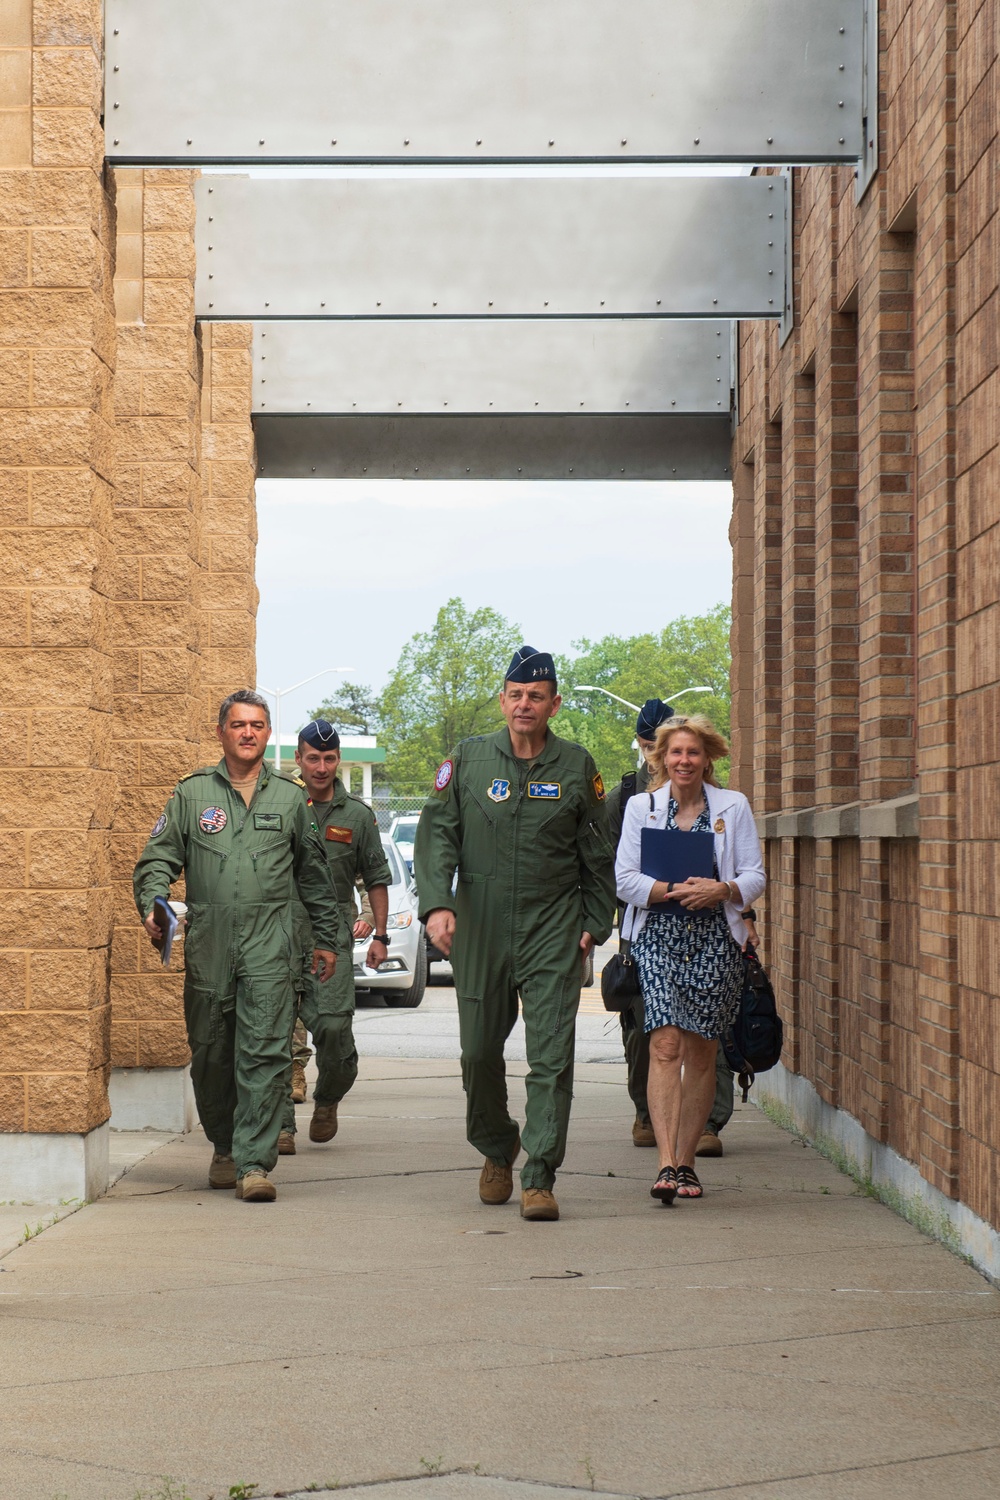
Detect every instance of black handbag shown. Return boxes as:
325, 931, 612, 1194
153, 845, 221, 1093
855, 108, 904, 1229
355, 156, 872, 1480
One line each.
600, 943, 641, 1012
722, 947, 783, 1101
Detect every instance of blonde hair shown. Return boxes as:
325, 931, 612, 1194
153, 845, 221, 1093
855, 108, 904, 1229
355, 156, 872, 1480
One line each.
647, 714, 730, 792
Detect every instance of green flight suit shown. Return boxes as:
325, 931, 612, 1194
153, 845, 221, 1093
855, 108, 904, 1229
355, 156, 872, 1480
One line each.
283, 779, 392, 1133
414, 727, 616, 1191
608, 761, 734, 1136
132, 760, 344, 1180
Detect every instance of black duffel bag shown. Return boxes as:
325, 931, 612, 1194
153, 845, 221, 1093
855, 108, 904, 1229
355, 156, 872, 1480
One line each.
722, 948, 783, 1101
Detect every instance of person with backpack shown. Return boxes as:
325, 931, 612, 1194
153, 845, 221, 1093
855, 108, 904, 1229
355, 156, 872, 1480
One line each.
614, 714, 765, 1203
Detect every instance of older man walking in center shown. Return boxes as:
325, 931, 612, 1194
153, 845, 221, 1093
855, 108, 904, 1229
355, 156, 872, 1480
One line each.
133, 689, 345, 1203
414, 646, 616, 1222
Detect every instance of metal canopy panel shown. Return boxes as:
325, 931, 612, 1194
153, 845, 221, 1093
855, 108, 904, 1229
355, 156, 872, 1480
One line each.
105, 0, 863, 163
254, 415, 733, 481
197, 176, 785, 319
252, 320, 733, 414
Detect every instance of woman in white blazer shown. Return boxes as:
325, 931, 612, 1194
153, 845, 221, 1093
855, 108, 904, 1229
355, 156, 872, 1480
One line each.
615, 715, 765, 1204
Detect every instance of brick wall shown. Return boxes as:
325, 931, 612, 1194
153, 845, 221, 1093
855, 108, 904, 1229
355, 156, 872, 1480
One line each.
734, 0, 999, 1228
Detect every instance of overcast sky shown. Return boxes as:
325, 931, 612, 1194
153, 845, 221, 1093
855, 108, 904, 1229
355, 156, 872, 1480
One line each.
255, 478, 733, 733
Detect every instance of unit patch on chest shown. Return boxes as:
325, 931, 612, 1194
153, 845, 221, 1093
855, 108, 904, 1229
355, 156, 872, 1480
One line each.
199, 806, 228, 834
254, 812, 282, 831
528, 782, 561, 799
487, 778, 511, 802
326, 825, 353, 844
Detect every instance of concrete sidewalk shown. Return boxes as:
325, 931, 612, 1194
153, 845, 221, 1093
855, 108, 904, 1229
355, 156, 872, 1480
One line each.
1, 1057, 998, 1500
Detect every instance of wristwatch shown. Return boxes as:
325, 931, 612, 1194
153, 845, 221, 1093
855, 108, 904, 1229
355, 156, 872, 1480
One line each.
372, 933, 390, 946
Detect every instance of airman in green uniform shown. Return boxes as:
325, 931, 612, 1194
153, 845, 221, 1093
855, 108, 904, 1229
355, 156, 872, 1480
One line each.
133, 690, 345, 1203
414, 646, 616, 1221
279, 719, 392, 1149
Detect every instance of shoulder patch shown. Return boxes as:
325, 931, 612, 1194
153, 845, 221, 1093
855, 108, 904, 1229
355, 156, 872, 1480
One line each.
434, 758, 454, 791
593, 773, 606, 801
150, 812, 167, 837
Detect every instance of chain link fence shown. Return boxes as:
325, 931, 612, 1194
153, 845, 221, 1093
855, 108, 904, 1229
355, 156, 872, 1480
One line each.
369, 788, 430, 832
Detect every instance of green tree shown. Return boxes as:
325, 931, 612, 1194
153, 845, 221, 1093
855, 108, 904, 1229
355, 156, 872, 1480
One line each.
554, 602, 732, 788
306, 681, 382, 736
379, 598, 522, 789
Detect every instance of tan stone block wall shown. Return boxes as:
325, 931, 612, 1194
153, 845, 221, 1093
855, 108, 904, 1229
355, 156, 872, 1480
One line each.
0, 0, 115, 1134
733, 0, 999, 1224
108, 166, 203, 1073
198, 322, 258, 763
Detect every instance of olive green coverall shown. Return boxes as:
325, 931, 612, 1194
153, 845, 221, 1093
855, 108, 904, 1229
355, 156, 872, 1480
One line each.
282, 779, 392, 1133
133, 761, 345, 1179
414, 728, 616, 1191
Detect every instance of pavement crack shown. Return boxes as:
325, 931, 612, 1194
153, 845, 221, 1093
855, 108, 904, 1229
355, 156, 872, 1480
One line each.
650, 1440, 1000, 1496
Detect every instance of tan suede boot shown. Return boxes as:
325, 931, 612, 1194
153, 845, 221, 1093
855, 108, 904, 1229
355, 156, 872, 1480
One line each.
208, 1151, 237, 1190
632, 1117, 657, 1148
520, 1188, 559, 1221
696, 1131, 724, 1158
291, 1061, 307, 1104
309, 1103, 338, 1142
479, 1135, 520, 1205
236, 1172, 277, 1202
277, 1130, 296, 1155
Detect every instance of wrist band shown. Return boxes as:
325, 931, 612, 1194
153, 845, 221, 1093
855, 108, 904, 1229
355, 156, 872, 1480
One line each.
743, 907, 757, 921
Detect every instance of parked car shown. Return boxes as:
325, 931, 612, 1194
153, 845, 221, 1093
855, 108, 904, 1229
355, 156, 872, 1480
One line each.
388, 814, 420, 873
352, 836, 427, 1008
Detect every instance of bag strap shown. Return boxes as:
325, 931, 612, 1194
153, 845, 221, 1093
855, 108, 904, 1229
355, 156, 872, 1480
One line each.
619, 769, 637, 808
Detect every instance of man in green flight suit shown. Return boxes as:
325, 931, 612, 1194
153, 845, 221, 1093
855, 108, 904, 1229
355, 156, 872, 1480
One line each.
133, 690, 346, 1203
278, 718, 392, 1151
414, 646, 616, 1222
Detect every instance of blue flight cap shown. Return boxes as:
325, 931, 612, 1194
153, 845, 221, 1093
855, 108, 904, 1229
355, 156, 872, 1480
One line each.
298, 718, 341, 751
635, 698, 675, 740
505, 645, 557, 687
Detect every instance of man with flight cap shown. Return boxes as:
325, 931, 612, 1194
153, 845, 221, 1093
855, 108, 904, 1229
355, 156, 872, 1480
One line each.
414, 646, 616, 1221
281, 718, 392, 1151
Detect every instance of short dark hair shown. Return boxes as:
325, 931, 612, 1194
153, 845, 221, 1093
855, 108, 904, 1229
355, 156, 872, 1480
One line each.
218, 689, 271, 728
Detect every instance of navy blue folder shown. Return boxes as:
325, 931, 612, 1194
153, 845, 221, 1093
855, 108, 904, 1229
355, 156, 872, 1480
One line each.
640, 828, 715, 883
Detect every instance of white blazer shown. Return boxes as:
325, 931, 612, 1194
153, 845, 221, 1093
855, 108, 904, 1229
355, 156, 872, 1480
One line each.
615, 780, 766, 946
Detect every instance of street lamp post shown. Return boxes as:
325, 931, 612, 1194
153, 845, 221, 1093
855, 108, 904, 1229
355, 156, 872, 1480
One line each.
574, 684, 714, 712
258, 667, 355, 771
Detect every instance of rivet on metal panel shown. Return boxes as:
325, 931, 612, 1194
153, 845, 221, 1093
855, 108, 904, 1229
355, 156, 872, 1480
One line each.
476, 138, 482, 145
321, 301, 325, 307
113, 101, 119, 108
713, 299, 718, 304
839, 25, 845, 32
265, 300, 268, 306
489, 301, 493, 306
672, 468, 676, 473
444, 401, 448, 406
671, 400, 676, 406
768, 184, 774, 190
768, 270, 774, 276
548, 139, 554, 146
113, 138, 119, 145
208, 188, 213, 193
569, 467, 573, 472
261, 379, 265, 384
621, 138, 627, 146
600, 300, 604, 306
312, 466, 316, 471
839, 64, 845, 70
768, 213, 773, 219
621, 467, 625, 473
415, 467, 419, 472
363, 466, 367, 472
838, 100, 844, 107
113, 27, 118, 33
404, 138, 410, 145
208, 245, 213, 251
208, 302, 213, 308
544, 301, 548, 306
466, 468, 470, 473
625, 401, 630, 406
580, 401, 584, 406
113, 65, 119, 72
259, 138, 265, 144
331, 139, 337, 145
377, 301, 381, 306
767, 137, 773, 144
518, 467, 522, 473
769, 299, 774, 304
656, 299, 661, 305
839, 138, 845, 145
208, 274, 213, 279
187, 139, 192, 145
768, 240, 772, 246
433, 301, 437, 307
397, 401, 402, 406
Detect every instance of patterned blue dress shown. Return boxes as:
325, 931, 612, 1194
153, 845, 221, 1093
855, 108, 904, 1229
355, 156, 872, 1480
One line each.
632, 794, 744, 1038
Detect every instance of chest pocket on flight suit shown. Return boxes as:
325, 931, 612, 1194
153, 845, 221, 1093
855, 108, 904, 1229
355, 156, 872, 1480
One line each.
458, 787, 496, 882
321, 833, 356, 906
528, 800, 579, 885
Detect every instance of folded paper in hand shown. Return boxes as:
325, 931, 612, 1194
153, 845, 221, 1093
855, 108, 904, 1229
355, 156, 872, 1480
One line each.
640, 828, 715, 884
152, 896, 179, 967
